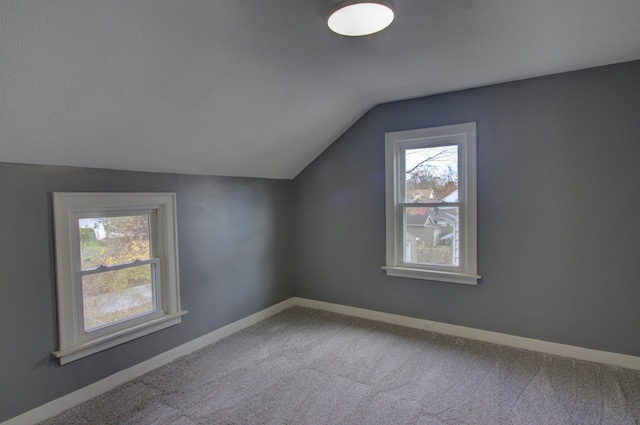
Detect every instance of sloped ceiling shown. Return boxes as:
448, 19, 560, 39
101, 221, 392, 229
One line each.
1, 0, 639, 179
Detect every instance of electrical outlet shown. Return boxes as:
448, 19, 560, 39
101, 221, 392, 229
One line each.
421, 321, 433, 331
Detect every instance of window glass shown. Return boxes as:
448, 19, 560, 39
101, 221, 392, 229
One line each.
403, 144, 460, 267
82, 264, 154, 331
405, 145, 458, 202
78, 215, 155, 331
404, 206, 459, 266
79, 215, 151, 269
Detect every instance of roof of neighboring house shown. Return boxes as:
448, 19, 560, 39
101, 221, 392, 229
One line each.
406, 189, 435, 202
406, 207, 430, 226
406, 205, 458, 226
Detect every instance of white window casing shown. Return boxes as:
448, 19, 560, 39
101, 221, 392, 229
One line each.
52, 192, 187, 364
383, 122, 481, 285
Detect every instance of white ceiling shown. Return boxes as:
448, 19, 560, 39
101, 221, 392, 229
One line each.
1, 0, 639, 179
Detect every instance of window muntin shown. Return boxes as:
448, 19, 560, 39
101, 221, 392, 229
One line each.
384, 123, 480, 285
52, 193, 186, 364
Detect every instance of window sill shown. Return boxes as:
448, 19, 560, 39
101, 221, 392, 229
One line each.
52, 310, 188, 365
382, 266, 480, 285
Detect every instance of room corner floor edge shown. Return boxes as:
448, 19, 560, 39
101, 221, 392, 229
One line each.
4, 297, 639, 425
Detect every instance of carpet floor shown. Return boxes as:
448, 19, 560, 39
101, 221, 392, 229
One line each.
40, 307, 640, 424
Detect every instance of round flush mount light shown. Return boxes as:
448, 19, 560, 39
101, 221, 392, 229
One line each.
327, 1, 395, 37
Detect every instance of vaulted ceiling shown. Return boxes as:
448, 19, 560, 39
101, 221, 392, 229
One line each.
1, 0, 639, 178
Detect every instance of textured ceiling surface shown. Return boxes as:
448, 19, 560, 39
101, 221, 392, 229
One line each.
1, 0, 639, 178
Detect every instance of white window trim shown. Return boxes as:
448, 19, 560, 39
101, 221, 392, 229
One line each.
52, 192, 187, 365
383, 122, 480, 285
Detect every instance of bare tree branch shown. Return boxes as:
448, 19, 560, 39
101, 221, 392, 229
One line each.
405, 148, 453, 175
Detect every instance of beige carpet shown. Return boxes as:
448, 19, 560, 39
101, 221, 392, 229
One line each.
40, 307, 640, 424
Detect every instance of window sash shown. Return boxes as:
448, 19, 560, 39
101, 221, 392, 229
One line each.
75, 211, 157, 270
78, 258, 159, 276
77, 258, 161, 328
73, 212, 162, 335
76, 258, 163, 340
400, 204, 462, 269
398, 202, 461, 208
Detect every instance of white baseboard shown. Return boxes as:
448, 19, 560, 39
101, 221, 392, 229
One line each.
292, 297, 640, 371
2, 298, 295, 425
6, 296, 640, 425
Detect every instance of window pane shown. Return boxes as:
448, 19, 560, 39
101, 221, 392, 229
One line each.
82, 264, 154, 331
405, 145, 458, 202
404, 206, 459, 266
78, 215, 151, 270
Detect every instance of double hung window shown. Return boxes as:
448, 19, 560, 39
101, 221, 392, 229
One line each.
52, 193, 185, 364
384, 122, 480, 285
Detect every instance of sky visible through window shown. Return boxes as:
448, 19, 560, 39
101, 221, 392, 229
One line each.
405, 145, 458, 201
405, 145, 458, 181
79, 218, 106, 239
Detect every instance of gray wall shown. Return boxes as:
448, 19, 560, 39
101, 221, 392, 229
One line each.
0, 164, 293, 421
3, 60, 640, 422
293, 60, 640, 357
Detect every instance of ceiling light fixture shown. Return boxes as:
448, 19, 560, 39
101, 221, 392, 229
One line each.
327, 1, 395, 37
